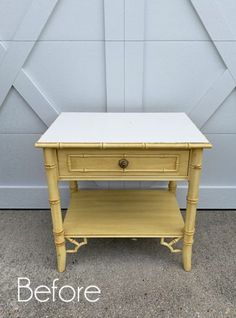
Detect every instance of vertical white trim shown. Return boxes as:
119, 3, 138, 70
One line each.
103, 0, 125, 112
125, 0, 146, 112
104, 42, 125, 112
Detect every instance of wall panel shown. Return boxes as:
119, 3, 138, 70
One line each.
0, 0, 235, 208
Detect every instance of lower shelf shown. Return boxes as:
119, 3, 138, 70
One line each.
63, 189, 184, 238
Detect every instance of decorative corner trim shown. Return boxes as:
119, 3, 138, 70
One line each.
160, 237, 182, 253
66, 237, 88, 254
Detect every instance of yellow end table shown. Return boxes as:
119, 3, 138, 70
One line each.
35, 112, 212, 272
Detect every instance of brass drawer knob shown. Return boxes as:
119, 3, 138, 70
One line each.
119, 159, 129, 169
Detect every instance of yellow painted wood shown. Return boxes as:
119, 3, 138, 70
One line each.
36, 124, 211, 271
59, 175, 188, 181
168, 181, 177, 195
63, 189, 184, 238
35, 141, 212, 149
69, 181, 78, 195
182, 149, 203, 272
57, 149, 189, 180
43, 148, 66, 272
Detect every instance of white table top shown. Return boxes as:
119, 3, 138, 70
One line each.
36, 112, 211, 146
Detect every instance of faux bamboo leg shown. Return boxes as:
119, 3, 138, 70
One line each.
168, 181, 177, 195
182, 149, 203, 272
44, 148, 66, 272
69, 181, 78, 195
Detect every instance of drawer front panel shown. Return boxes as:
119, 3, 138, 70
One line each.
57, 149, 189, 179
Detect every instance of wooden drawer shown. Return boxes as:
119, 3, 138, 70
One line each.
57, 149, 190, 180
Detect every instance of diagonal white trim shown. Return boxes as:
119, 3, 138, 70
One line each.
189, 69, 235, 128
14, 70, 58, 126
0, 45, 58, 127
0, 0, 58, 107
191, 0, 236, 41
191, 0, 236, 81
189, 0, 236, 128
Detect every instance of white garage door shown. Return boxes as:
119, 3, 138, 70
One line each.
0, 0, 235, 208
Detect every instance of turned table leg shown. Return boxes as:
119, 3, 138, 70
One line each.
44, 148, 66, 273
168, 181, 177, 195
182, 149, 203, 272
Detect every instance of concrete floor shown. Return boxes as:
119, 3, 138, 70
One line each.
0, 210, 235, 318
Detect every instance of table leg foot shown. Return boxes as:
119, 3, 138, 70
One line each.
56, 244, 67, 273
182, 245, 192, 272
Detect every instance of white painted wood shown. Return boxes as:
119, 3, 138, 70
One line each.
0, 41, 34, 107
125, 0, 145, 112
0, 134, 46, 186
125, 43, 145, 112
189, 70, 235, 128
143, 42, 224, 112
37, 112, 210, 144
125, 0, 146, 40
202, 89, 236, 134
191, 0, 236, 81
24, 42, 107, 112
215, 0, 236, 39
103, 1, 125, 111
0, 44, 58, 127
12, 0, 58, 41
0, 0, 58, 107
104, 43, 125, 112
191, 0, 236, 41
0, 185, 70, 209
187, 0, 236, 135
103, 0, 124, 40
40, 0, 105, 40
0, 0, 33, 40
0, 89, 46, 133
180, 186, 236, 209
130, 0, 209, 40
201, 134, 236, 186
215, 42, 236, 82
14, 69, 58, 126
0, 42, 6, 60
0, 0, 236, 208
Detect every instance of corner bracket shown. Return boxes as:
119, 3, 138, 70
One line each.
160, 237, 182, 253
66, 237, 87, 254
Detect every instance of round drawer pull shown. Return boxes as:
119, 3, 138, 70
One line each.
119, 159, 129, 169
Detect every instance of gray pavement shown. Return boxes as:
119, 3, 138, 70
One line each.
0, 210, 235, 318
